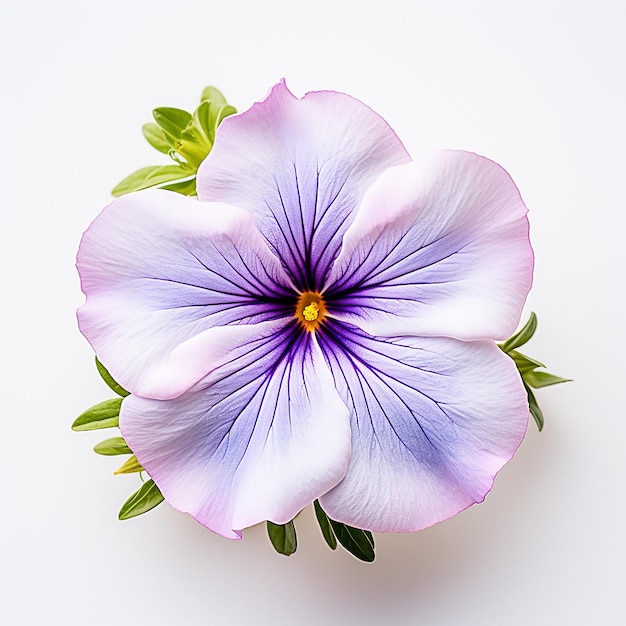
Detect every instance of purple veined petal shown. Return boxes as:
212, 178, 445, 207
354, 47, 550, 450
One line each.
317, 321, 528, 532
77, 189, 296, 399
120, 320, 351, 539
196, 80, 411, 292
324, 151, 534, 341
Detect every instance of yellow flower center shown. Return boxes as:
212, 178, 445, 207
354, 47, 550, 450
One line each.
295, 292, 327, 332
303, 302, 320, 321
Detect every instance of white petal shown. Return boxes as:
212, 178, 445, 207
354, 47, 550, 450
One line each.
197, 80, 410, 291
77, 189, 294, 399
317, 322, 528, 531
120, 322, 351, 538
325, 151, 533, 341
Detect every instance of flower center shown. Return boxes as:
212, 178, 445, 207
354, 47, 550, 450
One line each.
295, 292, 327, 332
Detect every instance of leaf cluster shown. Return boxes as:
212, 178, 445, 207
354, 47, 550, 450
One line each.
266, 501, 375, 562
111, 87, 236, 197
72, 358, 164, 520
499, 312, 571, 430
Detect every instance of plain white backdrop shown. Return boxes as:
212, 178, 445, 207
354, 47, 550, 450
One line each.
1, 1, 624, 624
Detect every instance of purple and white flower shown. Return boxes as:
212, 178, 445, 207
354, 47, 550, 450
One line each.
77, 81, 533, 539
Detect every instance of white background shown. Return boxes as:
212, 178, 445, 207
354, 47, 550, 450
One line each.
1, 1, 624, 624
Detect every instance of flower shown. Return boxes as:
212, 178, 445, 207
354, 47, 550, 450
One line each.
76, 81, 533, 539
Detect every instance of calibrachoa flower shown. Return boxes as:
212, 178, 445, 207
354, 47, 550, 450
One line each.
77, 81, 533, 539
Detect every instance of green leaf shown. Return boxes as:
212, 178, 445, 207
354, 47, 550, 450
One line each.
216, 103, 237, 124
266, 520, 298, 556
142, 122, 173, 154
509, 349, 546, 374
114, 455, 143, 475
160, 177, 197, 196
111, 164, 194, 196
175, 119, 211, 166
313, 500, 337, 550
118, 479, 164, 520
524, 370, 572, 389
112, 166, 161, 196
72, 398, 122, 431
134, 164, 194, 191
152, 107, 193, 141
200, 86, 229, 106
207, 104, 237, 143
500, 312, 537, 353
195, 100, 212, 140
95, 357, 129, 397
328, 519, 375, 562
196, 89, 236, 143
190, 100, 213, 145
93, 436, 132, 456
524, 382, 544, 431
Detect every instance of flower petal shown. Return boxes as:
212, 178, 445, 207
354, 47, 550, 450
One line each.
196, 80, 410, 291
77, 189, 295, 399
325, 151, 533, 341
317, 321, 528, 532
120, 320, 351, 539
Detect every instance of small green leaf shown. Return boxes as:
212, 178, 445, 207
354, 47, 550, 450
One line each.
95, 357, 129, 397
160, 177, 197, 196
72, 398, 122, 431
188, 100, 213, 147
114, 455, 143, 475
93, 436, 132, 456
207, 104, 237, 143
524, 382, 544, 431
111, 164, 194, 196
524, 370, 572, 389
112, 166, 161, 196
200, 86, 229, 106
196, 89, 236, 143
142, 122, 173, 154
152, 107, 193, 141
509, 349, 546, 374
329, 519, 375, 562
313, 500, 337, 550
118, 479, 164, 520
215, 104, 237, 125
500, 312, 538, 353
194, 100, 212, 141
175, 115, 212, 166
266, 520, 298, 556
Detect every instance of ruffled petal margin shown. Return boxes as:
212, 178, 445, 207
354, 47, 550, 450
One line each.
196, 80, 411, 292
325, 151, 533, 341
317, 321, 528, 532
120, 320, 351, 539
77, 189, 295, 399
